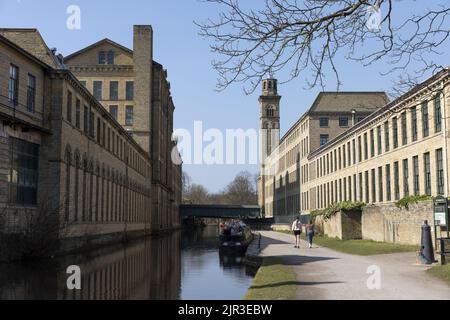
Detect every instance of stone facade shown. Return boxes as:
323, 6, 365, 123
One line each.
0, 26, 182, 257
362, 203, 434, 245
64, 25, 181, 233
259, 85, 388, 218
259, 68, 450, 244
316, 210, 363, 240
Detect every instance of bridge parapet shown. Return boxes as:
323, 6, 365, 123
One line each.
180, 204, 261, 219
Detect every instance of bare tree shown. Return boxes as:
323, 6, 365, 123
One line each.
224, 171, 258, 205
197, 0, 449, 96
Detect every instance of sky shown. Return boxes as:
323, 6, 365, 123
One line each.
0, 0, 448, 192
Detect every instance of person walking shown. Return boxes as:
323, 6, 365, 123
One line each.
291, 217, 303, 248
306, 220, 315, 249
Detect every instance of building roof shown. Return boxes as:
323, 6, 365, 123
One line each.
309, 92, 389, 114
307, 68, 450, 160
280, 91, 389, 144
0, 28, 62, 68
63, 38, 133, 63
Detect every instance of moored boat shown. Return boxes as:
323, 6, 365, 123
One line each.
219, 220, 253, 252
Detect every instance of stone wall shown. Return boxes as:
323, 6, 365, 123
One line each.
362, 202, 434, 246
317, 210, 362, 240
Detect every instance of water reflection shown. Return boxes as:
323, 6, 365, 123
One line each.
0, 233, 182, 300
180, 226, 255, 300
0, 227, 254, 300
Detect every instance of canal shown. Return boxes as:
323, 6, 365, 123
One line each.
0, 226, 256, 300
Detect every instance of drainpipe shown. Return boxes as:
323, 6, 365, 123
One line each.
441, 82, 449, 197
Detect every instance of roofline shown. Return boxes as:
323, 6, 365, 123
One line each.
0, 28, 61, 68
307, 68, 450, 159
278, 91, 389, 144
0, 34, 52, 69
64, 38, 133, 62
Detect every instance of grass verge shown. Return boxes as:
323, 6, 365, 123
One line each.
277, 231, 418, 256
244, 257, 297, 300
427, 264, 450, 284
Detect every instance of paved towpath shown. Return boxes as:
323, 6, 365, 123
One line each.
255, 231, 450, 300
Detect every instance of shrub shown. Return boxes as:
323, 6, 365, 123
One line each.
395, 195, 432, 209
312, 201, 366, 221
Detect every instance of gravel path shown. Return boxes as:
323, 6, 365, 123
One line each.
256, 231, 450, 300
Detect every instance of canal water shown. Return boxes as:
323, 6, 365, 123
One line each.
0, 226, 255, 300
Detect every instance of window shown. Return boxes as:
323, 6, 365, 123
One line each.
339, 117, 349, 127
8, 64, 19, 106
364, 133, 368, 160
109, 105, 118, 121
352, 139, 356, 165
343, 145, 346, 168
126, 81, 134, 100
393, 117, 398, 149
99, 51, 106, 64
89, 110, 95, 138
435, 95, 442, 133
338, 147, 342, 169
378, 167, 383, 203
424, 152, 431, 196
359, 173, 363, 202
377, 126, 383, 155
126, 106, 134, 126
371, 169, 376, 203
353, 175, 357, 202
422, 102, 429, 138
8, 138, 39, 205
401, 112, 407, 146
266, 107, 275, 117
110, 81, 119, 101
347, 142, 351, 166
365, 171, 369, 203
403, 159, 409, 197
83, 105, 89, 133
413, 156, 420, 196
26, 74, 36, 113
93, 81, 103, 101
358, 136, 362, 162
394, 162, 400, 200
411, 107, 418, 142
320, 118, 329, 127
386, 164, 392, 201
370, 130, 375, 158
97, 118, 101, 143
384, 121, 390, 152
67, 91, 73, 123
320, 134, 329, 146
75, 99, 81, 129
107, 50, 115, 65
437, 149, 444, 195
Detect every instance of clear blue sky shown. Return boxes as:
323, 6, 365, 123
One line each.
1, 0, 448, 192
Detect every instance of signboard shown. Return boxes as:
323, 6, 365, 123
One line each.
434, 197, 449, 227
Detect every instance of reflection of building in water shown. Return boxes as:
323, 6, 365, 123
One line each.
0, 233, 181, 300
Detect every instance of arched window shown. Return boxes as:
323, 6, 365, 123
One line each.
266, 106, 275, 117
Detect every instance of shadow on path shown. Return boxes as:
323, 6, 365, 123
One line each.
249, 280, 343, 290
264, 255, 338, 266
